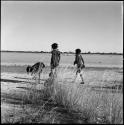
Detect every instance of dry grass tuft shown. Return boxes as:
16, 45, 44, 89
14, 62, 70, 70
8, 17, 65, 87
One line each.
2, 67, 123, 124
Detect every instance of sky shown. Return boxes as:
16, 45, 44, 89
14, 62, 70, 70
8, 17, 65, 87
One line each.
1, 1, 123, 53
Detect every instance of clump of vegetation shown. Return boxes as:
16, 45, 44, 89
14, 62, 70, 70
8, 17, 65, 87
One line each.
2, 70, 123, 124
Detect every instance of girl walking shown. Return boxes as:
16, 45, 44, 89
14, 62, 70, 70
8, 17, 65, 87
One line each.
74, 48, 85, 84
49, 43, 61, 78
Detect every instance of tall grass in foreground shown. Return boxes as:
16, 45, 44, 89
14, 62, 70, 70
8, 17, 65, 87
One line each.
3, 68, 123, 124
52, 78, 123, 124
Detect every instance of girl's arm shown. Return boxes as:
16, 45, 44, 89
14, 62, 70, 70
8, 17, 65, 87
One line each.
74, 55, 77, 65
58, 51, 61, 62
81, 55, 84, 65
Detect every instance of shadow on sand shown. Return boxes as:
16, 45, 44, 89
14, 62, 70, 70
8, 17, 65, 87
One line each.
1, 78, 36, 84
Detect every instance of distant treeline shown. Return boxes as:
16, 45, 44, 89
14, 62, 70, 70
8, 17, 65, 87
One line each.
1, 50, 123, 55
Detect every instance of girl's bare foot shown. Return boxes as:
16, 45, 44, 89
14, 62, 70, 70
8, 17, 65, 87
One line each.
80, 81, 84, 84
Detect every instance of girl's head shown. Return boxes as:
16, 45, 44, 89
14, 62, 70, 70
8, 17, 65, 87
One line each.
75, 49, 81, 54
51, 43, 58, 49
26, 65, 33, 74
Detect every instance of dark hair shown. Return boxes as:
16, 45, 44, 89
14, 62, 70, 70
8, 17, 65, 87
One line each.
75, 49, 81, 54
51, 43, 58, 49
26, 65, 32, 73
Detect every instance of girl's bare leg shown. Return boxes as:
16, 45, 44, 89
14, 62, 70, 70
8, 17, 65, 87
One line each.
38, 73, 40, 84
50, 68, 56, 80
73, 75, 77, 82
73, 71, 79, 82
54, 67, 57, 78
80, 74, 84, 82
80, 71, 84, 84
49, 69, 53, 77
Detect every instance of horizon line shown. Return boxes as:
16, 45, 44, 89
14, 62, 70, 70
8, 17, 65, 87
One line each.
1, 50, 123, 54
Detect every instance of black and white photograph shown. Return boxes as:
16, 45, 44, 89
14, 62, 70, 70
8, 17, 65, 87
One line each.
1, 1, 123, 124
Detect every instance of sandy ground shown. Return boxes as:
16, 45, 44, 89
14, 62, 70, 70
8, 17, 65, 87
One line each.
1, 66, 123, 123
